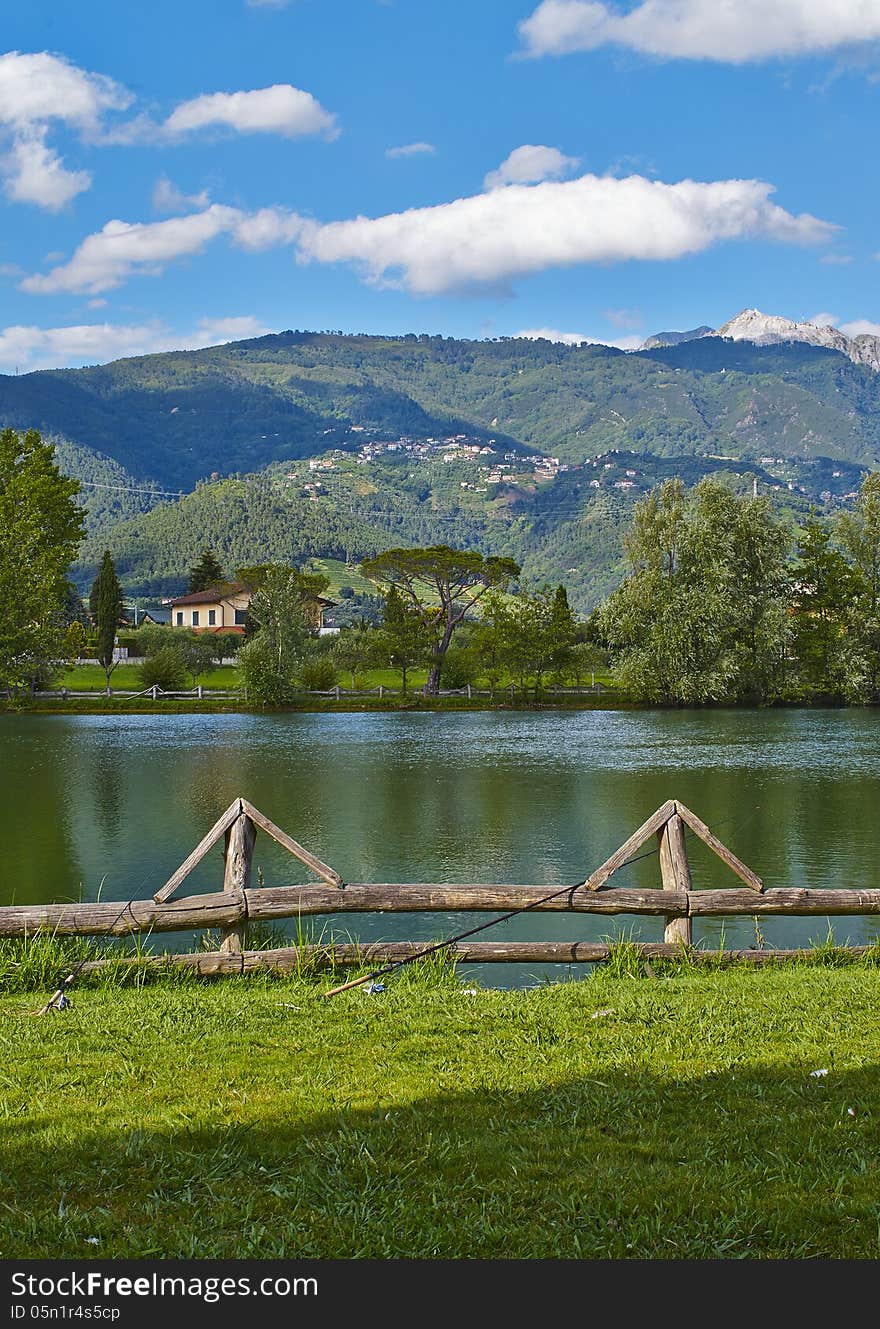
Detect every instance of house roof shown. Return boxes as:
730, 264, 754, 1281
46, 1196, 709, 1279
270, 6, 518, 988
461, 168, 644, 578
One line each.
170, 584, 336, 609
170, 582, 249, 607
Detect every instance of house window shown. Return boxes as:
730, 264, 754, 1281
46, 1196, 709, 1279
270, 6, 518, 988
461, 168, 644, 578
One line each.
208, 609, 216, 626
234, 609, 247, 626
192, 610, 200, 627
176, 612, 183, 626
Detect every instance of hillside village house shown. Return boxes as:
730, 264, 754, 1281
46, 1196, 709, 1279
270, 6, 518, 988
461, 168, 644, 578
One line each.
169, 582, 335, 634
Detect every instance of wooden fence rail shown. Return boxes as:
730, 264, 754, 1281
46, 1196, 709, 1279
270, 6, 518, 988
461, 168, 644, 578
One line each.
27, 682, 611, 702
5, 797, 879, 973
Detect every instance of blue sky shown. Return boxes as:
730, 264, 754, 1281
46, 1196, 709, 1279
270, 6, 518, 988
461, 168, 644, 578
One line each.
0, 0, 878, 370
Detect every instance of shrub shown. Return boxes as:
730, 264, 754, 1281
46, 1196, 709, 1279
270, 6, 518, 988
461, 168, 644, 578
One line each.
138, 646, 188, 691
298, 658, 338, 690
439, 647, 478, 689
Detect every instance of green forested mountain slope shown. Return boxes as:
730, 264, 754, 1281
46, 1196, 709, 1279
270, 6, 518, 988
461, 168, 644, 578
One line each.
74, 444, 821, 611
6, 327, 875, 609
4, 331, 880, 501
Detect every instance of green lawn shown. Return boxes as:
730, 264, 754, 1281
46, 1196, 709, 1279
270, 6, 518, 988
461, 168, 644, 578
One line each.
55, 664, 241, 692
55, 662, 616, 694
2, 960, 879, 1259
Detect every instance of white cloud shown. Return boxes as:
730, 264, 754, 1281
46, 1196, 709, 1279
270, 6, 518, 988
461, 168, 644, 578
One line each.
164, 84, 338, 139
295, 172, 837, 296
516, 326, 592, 345
20, 203, 304, 294
516, 326, 642, 349
518, 0, 880, 63
183, 315, 269, 345
0, 314, 271, 372
20, 171, 835, 301
0, 51, 131, 209
386, 141, 436, 159
840, 318, 880, 338
3, 131, 90, 209
21, 205, 242, 294
152, 176, 211, 214
232, 207, 303, 250
809, 310, 839, 326
0, 320, 175, 370
0, 50, 130, 131
820, 253, 854, 265
484, 144, 580, 190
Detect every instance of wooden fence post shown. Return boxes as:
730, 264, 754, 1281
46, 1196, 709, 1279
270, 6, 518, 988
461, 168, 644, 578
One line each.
657, 811, 692, 946
220, 811, 255, 953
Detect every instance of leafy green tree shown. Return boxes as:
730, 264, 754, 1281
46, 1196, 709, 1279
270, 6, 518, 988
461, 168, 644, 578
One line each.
381, 584, 428, 692
332, 624, 380, 689
568, 640, 607, 688
63, 620, 88, 664
177, 634, 218, 686
790, 518, 858, 698
0, 427, 85, 692
478, 588, 567, 696
90, 550, 124, 685
133, 623, 170, 658
837, 472, 880, 701
187, 549, 226, 593
686, 480, 791, 701
361, 545, 519, 694
238, 567, 311, 705
598, 478, 790, 704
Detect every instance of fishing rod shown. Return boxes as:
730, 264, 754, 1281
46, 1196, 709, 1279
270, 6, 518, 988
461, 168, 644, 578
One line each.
323, 843, 661, 998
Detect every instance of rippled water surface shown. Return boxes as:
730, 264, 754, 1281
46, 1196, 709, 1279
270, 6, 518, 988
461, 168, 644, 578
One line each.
3, 710, 879, 984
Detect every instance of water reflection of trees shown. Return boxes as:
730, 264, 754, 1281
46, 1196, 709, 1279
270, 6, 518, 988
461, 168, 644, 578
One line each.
4, 712, 880, 955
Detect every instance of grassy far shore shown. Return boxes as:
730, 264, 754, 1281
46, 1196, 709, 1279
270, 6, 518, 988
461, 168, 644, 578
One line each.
46, 663, 618, 693
2, 662, 623, 713
2, 952, 879, 1259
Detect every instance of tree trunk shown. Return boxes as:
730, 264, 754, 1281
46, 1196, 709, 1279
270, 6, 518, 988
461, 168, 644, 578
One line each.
424, 621, 456, 695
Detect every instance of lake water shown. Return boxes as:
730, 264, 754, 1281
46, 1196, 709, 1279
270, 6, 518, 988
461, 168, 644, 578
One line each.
2, 709, 879, 985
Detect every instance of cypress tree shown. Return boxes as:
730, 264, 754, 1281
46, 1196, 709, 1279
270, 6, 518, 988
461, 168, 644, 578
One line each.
90, 550, 124, 684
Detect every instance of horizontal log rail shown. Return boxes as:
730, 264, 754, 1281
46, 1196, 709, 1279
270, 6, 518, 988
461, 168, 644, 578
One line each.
11, 798, 880, 978
0, 891, 244, 937
74, 940, 880, 977
5, 885, 880, 938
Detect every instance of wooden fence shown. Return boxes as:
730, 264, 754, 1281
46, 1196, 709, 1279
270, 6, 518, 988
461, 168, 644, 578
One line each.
4, 797, 880, 978
29, 682, 610, 702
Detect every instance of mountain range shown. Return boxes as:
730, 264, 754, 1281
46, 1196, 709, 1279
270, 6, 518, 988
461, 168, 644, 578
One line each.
641, 308, 880, 372
3, 310, 878, 610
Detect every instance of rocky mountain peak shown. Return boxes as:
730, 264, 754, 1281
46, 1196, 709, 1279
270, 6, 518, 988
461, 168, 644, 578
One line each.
640, 308, 880, 373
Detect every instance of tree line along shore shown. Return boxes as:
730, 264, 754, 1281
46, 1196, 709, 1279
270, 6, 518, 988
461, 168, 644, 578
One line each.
5, 424, 880, 709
